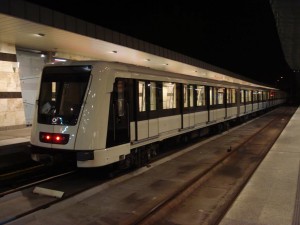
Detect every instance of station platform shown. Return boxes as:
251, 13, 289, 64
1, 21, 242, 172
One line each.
0, 126, 31, 148
1, 106, 300, 225
220, 106, 300, 225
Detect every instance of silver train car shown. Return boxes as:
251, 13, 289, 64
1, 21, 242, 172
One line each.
30, 61, 286, 168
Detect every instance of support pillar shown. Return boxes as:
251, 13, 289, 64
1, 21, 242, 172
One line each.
0, 42, 26, 130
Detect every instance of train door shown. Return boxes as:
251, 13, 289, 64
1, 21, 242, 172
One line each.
182, 84, 195, 128
106, 78, 130, 147
136, 80, 159, 141
240, 89, 246, 114
224, 88, 228, 118
208, 86, 217, 122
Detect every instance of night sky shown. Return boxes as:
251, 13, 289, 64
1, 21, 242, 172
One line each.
26, 0, 290, 86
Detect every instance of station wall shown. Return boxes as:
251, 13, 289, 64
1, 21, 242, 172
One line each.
0, 43, 26, 130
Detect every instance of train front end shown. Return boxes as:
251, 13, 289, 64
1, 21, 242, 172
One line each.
30, 65, 92, 163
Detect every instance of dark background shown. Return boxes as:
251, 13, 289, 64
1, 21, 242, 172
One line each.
26, 0, 291, 87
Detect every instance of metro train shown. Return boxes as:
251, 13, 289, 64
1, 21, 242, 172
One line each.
30, 60, 286, 168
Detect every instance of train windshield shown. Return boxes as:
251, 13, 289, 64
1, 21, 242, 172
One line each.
38, 65, 91, 125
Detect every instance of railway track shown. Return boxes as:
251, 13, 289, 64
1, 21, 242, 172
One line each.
0, 165, 77, 197
132, 106, 296, 225
0, 106, 295, 225
0, 158, 77, 196
0, 169, 104, 225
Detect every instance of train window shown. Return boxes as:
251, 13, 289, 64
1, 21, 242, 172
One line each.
232, 89, 236, 103
189, 85, 194, 107
138, 81, 146, 112
196, 85, 205, 106
210, 87, 224, 105
240, 90, 244, 103
245, 90, 248, 102
39, 83, 53, 114
227, 88, 233, 104
117, 80, 125, 116
183, 84, 188, 108
209, 87, 213, 105
38, 65, 91, 125
51, 82, 56, 101
162, 82, 176, 109
245, 90, 252, 103
217, 88, 224, 105
227, 88, 236, 104
150, 81, 157, 111
263, 91, 267, 101
226, 89, 230, 104
183, 84, 195, 108
209, 87, 216, 106
257, 91, 262, 101
253, 91, 258, 102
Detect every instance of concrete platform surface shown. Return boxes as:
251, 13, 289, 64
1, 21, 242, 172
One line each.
0, 127, 31, 147
219, 106, 300, 225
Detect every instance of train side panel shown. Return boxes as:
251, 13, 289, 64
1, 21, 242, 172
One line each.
74, 64, 112, 150
226, 106, 238, 119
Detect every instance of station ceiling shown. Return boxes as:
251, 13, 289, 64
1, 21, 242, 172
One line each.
0, 13, 213, 82
0, 0, 272, 89
270, 0, 300, 71
1, 0, 299, 89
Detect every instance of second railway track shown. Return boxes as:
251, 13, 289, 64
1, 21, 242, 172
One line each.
133, 106, 296, 225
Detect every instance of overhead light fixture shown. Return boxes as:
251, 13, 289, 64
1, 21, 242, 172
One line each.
35, 33, 45, 37
145, 59, 150, 61
54, 58, 67, 62
163, 63, 168, 66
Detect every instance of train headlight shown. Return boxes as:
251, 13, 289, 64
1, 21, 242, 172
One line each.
40, 132, 69, 145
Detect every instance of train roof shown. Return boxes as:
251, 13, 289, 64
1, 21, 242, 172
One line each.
44, 60, 279, 91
